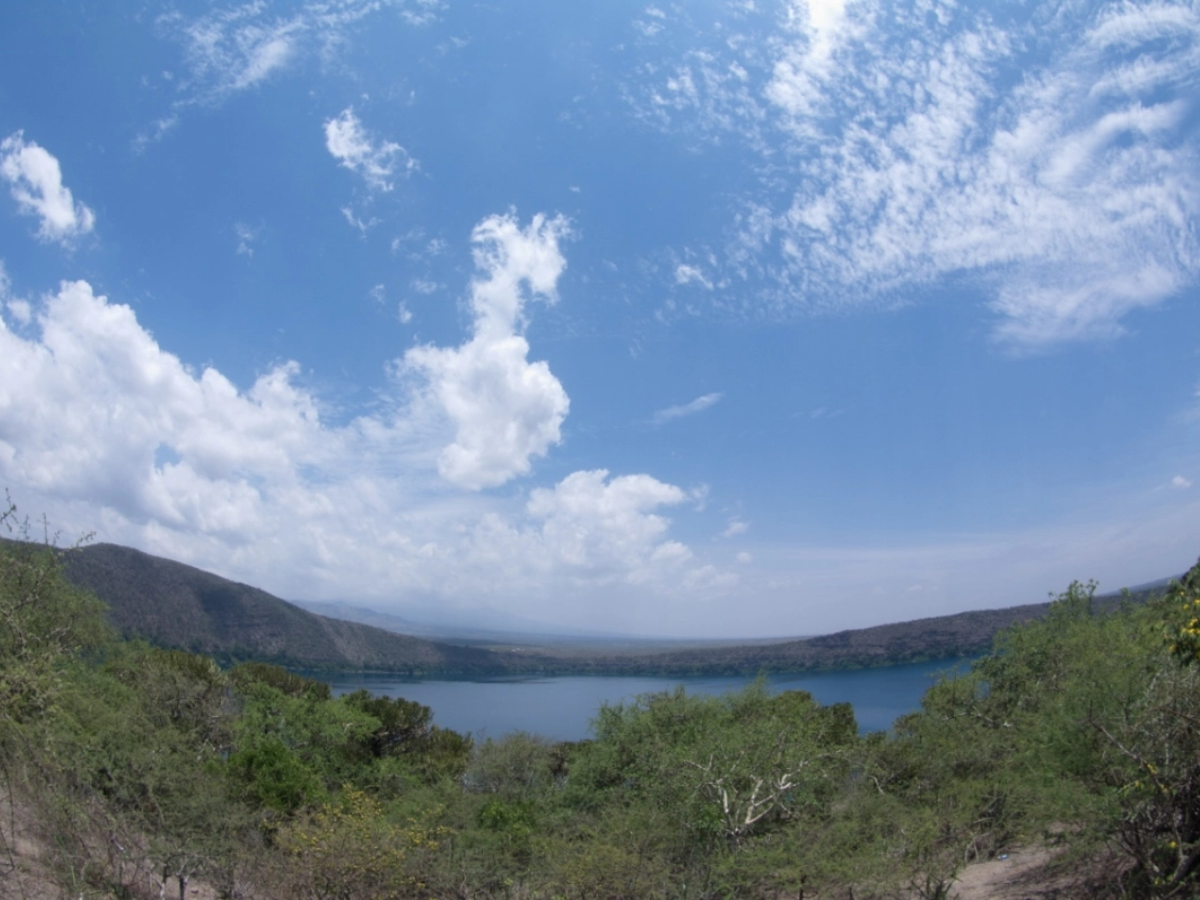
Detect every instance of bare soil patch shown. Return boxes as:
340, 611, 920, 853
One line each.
950, 844, 1110, 900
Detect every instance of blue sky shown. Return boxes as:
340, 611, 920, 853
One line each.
1, 0, 1198, 637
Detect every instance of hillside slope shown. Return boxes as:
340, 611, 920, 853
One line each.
56, 540, 1174, 676
61, 542, 508, 674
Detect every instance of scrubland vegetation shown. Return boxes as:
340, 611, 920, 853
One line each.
4, 503, 1200, 898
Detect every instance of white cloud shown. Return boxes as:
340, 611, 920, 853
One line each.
1173, 475, 1193, 490
133, 115, 179, 153
341, 206, 380, 234
0, 132, 95, 244
653, 391, 724, 424
630, 0, 1200, 348
404, 212, 572, 490
674, 264, 712, 288
769, 0, 854, 112
161, 1, 439, 101
0, 262, 31, 325
528, 469, 688, 575
0, 281, 332, 529
234, 221, 260, 257
634, 7, 668, 39
722, 518, 749, 538
151, 1, 442, 135
0, 224, 724, 630
324, 108, 415, 192
163, 4, 303, 100
399, 0, 443, 27
768, 2, 1200, 346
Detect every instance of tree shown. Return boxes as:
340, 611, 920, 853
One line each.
271, 788, 443, 900
0, 499, 111, 726
570, 682, 858, 853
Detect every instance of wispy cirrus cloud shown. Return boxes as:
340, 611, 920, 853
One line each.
627, 0, 1200, 348
144, 0, 441, 143
0, 132, 95, 245
234, 221, 261, 257
653, 392, 724, 424
158, 3, 305, 102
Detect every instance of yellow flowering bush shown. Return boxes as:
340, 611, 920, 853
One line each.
273, 788, 443, 900
1166, 559, 1200, 665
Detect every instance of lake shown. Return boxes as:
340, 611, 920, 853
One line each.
320, 657, 975, 741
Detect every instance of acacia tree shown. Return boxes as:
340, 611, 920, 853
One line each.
574, 683, 858, 855
681, 687, 857, 848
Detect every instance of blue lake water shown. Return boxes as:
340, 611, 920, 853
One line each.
320, 657, 975, 741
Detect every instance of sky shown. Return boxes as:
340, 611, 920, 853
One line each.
0, 0, 1198, 638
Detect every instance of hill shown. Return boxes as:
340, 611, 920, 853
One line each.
55, 540, 1176, 676
59, 542, 511, 674
553, 580, 1171, 676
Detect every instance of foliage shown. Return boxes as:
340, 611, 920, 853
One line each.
573, 681, 857, 851
1167, 557, 1200, 666
6, 520, 1200, 900
0, 501, 112, 726
232, 661, 333, 700
272, 788, 442, 900
465, 731, 558, 800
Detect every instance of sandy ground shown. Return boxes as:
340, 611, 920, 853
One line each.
950, 845, 1087, 900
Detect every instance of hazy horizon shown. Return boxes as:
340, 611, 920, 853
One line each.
1, 0, 1198, 638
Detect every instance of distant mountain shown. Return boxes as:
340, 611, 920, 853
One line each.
53, 540, 1180, 677
535, 579, 1175, 676
291, 598, 635, 643
59, 542, 514, 674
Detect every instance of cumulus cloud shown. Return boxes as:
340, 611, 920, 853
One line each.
0, 281, 338, 536
629, 0, 1200, 348
529, 469, 689, 574
404, 212, 572, 490
1173, 475, 1193, 490
653, 392, 723, 424
0, 224, 723, 628
324, 108, 415, 192
0, 262, 31, 325
0, 132, 95, 244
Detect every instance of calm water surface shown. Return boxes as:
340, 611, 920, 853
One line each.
321, 658, 974, 741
